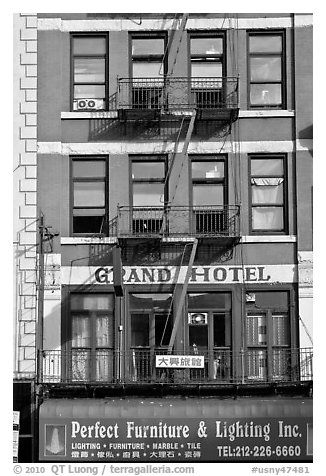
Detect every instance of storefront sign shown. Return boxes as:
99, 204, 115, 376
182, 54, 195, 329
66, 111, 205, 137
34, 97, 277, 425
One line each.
61, 264, 297, 286
39, 416, 312, 462
155, 355, 204, 368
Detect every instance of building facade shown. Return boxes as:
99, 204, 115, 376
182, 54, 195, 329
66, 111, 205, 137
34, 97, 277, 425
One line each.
13, 13, 313, 463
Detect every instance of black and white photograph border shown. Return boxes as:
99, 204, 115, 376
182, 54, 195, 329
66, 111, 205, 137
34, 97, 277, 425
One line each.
8, 1, 319, 475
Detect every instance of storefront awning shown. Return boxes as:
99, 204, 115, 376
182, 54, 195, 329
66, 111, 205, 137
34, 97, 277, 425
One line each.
39, 397, 312, 462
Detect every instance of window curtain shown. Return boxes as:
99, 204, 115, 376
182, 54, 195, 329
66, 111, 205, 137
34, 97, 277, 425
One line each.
72, 317, 90, 347
252, 207, 283, 230
71, 350, 90, 381
96, 350, 112, 381
251, 178, 284, 204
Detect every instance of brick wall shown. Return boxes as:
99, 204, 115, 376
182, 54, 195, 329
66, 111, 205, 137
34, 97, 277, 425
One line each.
13, 13, 38, 377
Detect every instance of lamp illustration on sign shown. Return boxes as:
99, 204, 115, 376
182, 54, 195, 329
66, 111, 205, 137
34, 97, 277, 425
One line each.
45, 425, 66, 456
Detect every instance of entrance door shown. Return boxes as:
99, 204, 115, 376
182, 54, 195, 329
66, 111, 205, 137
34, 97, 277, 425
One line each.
188, 292, 231, 381
129, 293, 172, 382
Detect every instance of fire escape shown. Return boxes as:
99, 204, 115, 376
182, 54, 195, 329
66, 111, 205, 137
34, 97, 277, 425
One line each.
114, 14, 240, 357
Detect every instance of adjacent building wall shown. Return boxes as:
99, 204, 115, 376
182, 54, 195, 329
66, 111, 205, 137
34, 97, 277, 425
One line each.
13, 13, 38, 377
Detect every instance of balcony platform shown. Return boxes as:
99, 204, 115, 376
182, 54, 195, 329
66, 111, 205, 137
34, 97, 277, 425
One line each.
116, 76, 239, 124
116, 205, 240, 245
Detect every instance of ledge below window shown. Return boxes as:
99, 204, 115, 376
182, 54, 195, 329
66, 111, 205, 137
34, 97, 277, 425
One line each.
61, 236, 118, 245
61, 111, 118, 120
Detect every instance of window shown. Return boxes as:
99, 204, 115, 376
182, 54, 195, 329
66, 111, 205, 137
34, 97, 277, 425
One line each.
72, 158, 108, 235
248, 31, 285, 108
71, 35, 108, 111
191, 156, 227, 234
249, 155, 287, 233
190, 33, 225, 108
129, 293, 172, 381
131, 156, 167, 234
131, 34, 166, 109
245, 291, 290, 381
188, 292, 232, 381
70, 294, 114, 382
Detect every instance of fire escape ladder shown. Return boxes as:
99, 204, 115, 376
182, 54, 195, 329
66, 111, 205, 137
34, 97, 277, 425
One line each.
167, 238, 198, 354
160, 110, 196, 235
166, 13, 189, 78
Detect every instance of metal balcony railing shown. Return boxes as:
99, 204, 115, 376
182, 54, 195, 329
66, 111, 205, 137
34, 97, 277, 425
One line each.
116, 205, 240, 239
39, 348, 313, 385
117, 77, 239, 111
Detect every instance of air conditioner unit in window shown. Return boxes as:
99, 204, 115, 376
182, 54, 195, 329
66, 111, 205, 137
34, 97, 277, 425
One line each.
76, 99, 104, 110
188, 312, 208, 325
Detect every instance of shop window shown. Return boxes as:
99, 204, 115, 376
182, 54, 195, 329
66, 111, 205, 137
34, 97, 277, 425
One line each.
187, 292, 231, 381
71, 35, 108, 111
131, 156, 167, 234
249, 155, 287, 233
71, 158, 108, 235
245, 291, 291, 381
129, 293, 172, 382
131, 34, 166, 109
69, 294, 114, 382
248, 31, 285, 108
190, 33, 225, 108
191, 157, 227, 234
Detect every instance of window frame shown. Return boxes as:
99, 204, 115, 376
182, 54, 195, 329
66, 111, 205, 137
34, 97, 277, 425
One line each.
247, 30, 286, 109
70, 33, 109, 111
188, 31, 226, 79
245, 290, 291, 381
70, 156, 109, 237
130, 155, 168, 208
129, 32, 167, 79
248, 154, 288, 235
68, 292, 115, 382
190, 155, 228, 208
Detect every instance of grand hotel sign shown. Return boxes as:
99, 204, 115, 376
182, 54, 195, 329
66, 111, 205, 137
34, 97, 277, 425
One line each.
61, 264, 297, 286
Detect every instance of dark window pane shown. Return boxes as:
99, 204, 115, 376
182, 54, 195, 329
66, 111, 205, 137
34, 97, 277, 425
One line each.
189, 325, 208, 348
191, 37, 223, 55
132, 161, 165, 179
252, 207, 284, 230
213, 314, 227, 347
188, 293, 231, 309
74, 58, 105, 83
132, 38, 164, 56
254, 292, 289, 309
129, 293, 172, 311
155, 314, 172, 347
73, 182, 105, 207
250, 57, 282, 81
250, 84, 282, 106
73, 161, 105, 178
73, 215, 105, 234
251, 158, 283, 175
249, 35, 282, 53
193, 184, 224, 206
192, 161, 224, 179
131, 314, 149, 346
73, 37, 106, 55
